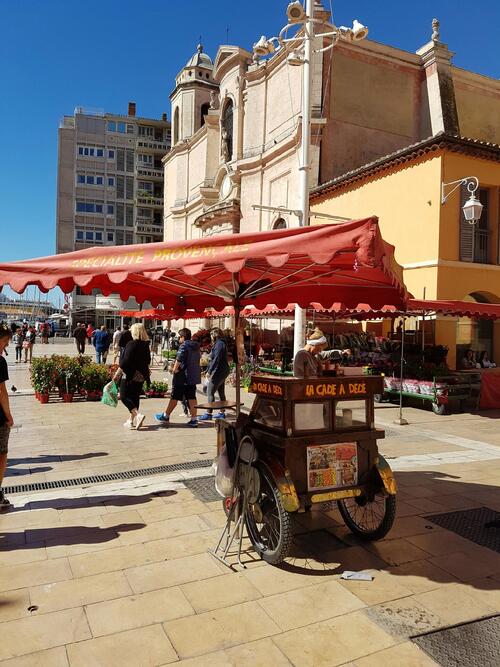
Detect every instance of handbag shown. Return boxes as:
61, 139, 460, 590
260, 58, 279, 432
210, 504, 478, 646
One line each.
131, 369, 147, 383
22, 341, 30, 349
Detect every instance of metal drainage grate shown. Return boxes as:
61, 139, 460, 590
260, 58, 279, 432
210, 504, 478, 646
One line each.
413, 615, 500, 667
425, 506, 500, 554
2, 459, 213, 495
183, 476, 221, 503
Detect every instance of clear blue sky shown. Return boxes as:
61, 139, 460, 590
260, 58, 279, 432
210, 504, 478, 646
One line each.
0, 0, 498, 298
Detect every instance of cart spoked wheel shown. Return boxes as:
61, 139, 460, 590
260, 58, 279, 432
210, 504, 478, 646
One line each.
245, 464, 292, 565
338, 492, 396, 541
373, 393, 384, 403
432, 402, 447, 415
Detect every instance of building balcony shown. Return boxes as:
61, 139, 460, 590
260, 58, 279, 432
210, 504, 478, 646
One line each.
136, 196, 164, 207
136, 166, 164, 180
136, 223, 164, 235
136, 138, 169, 153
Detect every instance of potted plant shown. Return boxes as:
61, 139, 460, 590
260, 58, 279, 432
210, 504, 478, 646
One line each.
58, 357, 82, 402
144, 380, 169, 398
82, 363, 110, 400
30, 357, 55, 402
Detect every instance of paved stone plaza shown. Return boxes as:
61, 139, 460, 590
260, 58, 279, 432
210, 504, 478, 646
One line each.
1, 340, 500, 665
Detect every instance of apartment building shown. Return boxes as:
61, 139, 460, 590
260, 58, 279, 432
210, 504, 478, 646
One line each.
56, 102, 170, 325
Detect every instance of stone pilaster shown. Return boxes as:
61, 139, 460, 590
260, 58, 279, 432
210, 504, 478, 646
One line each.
417, 19, 460, 135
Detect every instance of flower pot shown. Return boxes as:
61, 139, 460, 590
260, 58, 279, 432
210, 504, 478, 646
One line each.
86, 391, 102, 401
39, 393, 50, 404
62, 393, 74, 403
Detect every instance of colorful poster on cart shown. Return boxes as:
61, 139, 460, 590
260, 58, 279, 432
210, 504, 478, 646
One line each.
306, 443, 358, 491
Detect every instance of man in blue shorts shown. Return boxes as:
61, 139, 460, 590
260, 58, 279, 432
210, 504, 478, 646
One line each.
155, 328, 200, 427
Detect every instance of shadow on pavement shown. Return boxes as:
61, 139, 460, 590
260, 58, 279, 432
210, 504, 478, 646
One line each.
10, 489, 179, 512
5, 467, 53, 477
0, 523, 146, 551
269, 469, 500, 594
7, 452, 109, 466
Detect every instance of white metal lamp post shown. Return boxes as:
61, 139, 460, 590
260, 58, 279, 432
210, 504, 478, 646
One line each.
252, 1, 369, 355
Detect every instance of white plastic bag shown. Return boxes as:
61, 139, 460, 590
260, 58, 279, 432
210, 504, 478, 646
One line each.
214, 446, 234, 497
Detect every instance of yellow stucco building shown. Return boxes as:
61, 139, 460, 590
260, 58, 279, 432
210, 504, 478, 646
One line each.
310, 134, 500, 369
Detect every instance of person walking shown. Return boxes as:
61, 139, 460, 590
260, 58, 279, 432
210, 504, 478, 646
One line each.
198, 328, 230, 421
118, 324, 132, 363
155, 327, 200, 427
93, 325, 110, 364
0, 324, 14, 511
41, 322, 50, 344
23, 326, 36, 363
73, 322, 87, 355
112, 323, 150, 430
112, 326, 122, 364
86, 323, 94, 344
13, 327, 24, 363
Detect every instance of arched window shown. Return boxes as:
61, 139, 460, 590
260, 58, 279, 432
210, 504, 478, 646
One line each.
272, 217, 287, 230
173, 107, 179, 144
221, 98, 233, 161
200, 102, 210, 127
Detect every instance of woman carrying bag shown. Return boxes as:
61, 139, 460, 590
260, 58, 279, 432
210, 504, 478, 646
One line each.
112, 323, 151, 430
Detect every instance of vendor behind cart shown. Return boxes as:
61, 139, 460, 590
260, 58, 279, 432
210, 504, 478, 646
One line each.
293, 328, 328, 378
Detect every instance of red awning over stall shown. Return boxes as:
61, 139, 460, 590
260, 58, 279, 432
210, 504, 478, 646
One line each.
407, 299, 500, 319
0, 218, 407, 314
119, 307, 233, 319
320, 299, 500, 320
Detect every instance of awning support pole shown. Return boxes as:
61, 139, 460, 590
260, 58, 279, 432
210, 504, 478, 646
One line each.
395, 317, 409, 426
234, 300, 241, 417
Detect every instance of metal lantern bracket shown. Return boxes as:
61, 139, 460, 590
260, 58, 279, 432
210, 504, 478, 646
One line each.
441, 176, 479, 204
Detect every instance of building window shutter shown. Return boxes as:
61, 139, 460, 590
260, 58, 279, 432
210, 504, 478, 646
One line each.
126, 205, 134, 227
116, 149, 125, 172
116, 176, 125, 199
459, 183, 473, 262
116, 203, 124, 226
126, 177, 134, 200
126, 150, 134, 173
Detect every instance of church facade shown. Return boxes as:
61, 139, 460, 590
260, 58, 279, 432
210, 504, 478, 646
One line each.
163, 5, 499, 242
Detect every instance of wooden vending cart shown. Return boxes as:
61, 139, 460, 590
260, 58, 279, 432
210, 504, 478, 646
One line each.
215, 373, 397, 565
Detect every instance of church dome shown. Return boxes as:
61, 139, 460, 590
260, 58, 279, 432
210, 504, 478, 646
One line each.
186, 43, 213, 69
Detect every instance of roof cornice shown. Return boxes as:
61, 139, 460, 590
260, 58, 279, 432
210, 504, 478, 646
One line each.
311, 132, 500, 201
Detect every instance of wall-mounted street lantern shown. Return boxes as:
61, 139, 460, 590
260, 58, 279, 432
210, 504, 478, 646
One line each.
441, 176, 483, 224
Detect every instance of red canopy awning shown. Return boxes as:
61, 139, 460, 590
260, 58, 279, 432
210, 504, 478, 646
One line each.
239, 299, 500, 321
119, 307, 234, 319
407, 299, 500, 319
318, 299, 500, 320
0, 218, 407, 314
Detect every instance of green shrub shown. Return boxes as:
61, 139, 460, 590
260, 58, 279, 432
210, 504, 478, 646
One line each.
82, 364, 110, 392
30, 357, 56, 393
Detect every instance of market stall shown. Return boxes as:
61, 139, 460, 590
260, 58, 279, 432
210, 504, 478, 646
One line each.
300, 300, 500, 413
0, 217, 409, 566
